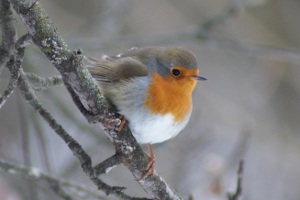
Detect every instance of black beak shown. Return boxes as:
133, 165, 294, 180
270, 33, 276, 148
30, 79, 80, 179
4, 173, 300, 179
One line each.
193, 75, 207, 81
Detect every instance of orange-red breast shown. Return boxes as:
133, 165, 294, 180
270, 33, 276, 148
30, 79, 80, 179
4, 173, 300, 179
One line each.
86, 46, 206, 144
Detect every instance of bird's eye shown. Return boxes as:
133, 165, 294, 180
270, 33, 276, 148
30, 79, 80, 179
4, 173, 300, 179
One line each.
171, 68, 181, 77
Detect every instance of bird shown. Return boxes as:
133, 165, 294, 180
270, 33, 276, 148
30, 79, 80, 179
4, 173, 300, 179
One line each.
86, 46, 205, 177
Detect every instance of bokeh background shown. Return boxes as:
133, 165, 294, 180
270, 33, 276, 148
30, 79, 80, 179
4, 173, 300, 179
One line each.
1, 0, 300, 199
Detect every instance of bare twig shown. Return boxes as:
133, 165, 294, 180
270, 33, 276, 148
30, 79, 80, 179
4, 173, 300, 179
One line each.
0, 64, 19, 108
94, 154, 122, 176
227, 160, 244, 200
0, 0, 18, 108
26, 73, 63, 91
15, 33, 32, 49
0, 33, 32, 108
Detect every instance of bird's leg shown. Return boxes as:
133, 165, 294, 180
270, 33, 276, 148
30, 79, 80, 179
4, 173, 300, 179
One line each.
139, 144, 156, 180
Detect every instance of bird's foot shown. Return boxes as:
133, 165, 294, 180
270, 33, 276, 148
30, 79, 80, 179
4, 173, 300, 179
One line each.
139, 144, 155, 180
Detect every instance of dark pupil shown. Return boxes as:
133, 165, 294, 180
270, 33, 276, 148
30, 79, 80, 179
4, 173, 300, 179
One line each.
172, 69, 180, 76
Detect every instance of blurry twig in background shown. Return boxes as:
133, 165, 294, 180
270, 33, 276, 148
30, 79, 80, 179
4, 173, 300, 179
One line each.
67, 0, 300, 65
188, 159, 244, 200
227, 160, 244, 200
0, 159, 109, 200
68, 29, 300, 66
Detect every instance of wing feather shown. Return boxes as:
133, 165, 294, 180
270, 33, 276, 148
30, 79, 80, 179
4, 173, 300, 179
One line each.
84, 56, 148, 83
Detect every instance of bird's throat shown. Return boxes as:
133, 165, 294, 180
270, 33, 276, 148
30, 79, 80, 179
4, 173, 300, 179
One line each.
144, 73, 196, 122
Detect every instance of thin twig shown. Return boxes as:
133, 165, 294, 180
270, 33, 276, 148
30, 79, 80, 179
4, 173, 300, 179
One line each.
0, 65, 19, 108
26, 73, 63, 91
0, 33, 33, 108
94, 154, 122, 176
15, 33, 32, 49
0, 0, 18, 108
227, 160, 244, 200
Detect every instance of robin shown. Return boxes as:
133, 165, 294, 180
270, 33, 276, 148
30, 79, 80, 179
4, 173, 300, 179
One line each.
86, 46, 206, 176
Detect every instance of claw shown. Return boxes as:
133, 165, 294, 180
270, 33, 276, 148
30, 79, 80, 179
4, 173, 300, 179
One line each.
138, 144, 155, 180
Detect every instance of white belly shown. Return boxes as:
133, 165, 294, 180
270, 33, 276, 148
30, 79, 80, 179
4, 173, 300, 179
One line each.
124, 109, 191, 144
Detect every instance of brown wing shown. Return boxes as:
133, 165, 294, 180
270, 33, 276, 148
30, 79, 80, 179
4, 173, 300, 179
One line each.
85, 56, 148, 83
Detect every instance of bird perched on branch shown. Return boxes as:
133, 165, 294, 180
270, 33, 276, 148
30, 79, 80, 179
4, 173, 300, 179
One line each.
86, 46, 206, 177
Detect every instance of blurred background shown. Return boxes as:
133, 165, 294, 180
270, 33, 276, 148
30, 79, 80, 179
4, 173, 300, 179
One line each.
1, 0, 300, 199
